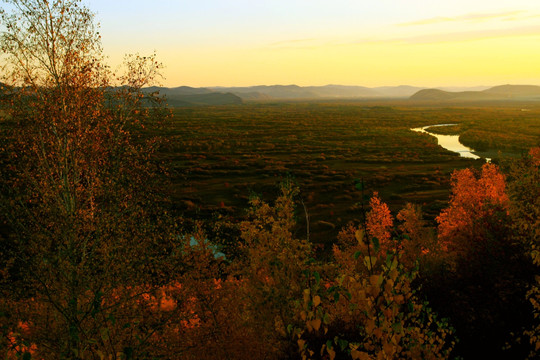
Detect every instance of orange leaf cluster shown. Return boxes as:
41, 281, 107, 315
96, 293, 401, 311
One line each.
366, 192, 393, 247
437, 163, 509, 255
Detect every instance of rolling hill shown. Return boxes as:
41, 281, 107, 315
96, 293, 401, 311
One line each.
212, 84, 424, 99
410, 84, 540, 101
483, 84, 540, 98
143, 86, 243, 106
210, 85, 320, 99
138, 84, 540, 104
373, 85, 425, 98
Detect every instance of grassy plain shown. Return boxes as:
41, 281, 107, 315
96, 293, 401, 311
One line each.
160, 101, 539, 248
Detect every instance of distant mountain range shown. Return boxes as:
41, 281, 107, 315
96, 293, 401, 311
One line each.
3, 82, 539, 105
144, 84, 540, 105
0, 83, 531, 106
209, 85, 390, 99
146, 84, 437, 105
140, 84, 422, 105
410, 85, 540, 102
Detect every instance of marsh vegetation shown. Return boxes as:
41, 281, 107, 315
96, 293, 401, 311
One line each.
163, 102, 539, 246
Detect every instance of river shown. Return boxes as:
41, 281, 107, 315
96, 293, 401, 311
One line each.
411, 124, 490, 161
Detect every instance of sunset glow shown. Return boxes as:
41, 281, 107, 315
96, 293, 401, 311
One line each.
80, 0, 540, 86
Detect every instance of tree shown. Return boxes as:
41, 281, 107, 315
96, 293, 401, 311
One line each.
396, 203, 438, 270
436, 162, 509, 259
429, 162, 535, 358
0, 0, 101, 87
505, 148, 540, 358
0, 1, 177, 358
366, 192, 393, 251
237, 182, 313, 356
297, 191, 455, 360
295, 224, 455, 360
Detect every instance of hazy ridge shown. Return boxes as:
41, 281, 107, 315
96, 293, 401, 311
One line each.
3, 83, 539, 106
410, 84, 540, 102
143, 84, 540, 105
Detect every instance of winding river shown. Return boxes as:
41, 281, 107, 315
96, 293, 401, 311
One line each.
411, 124, 489, 161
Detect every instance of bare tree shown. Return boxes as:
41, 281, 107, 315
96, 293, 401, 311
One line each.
0, 0, 102, 87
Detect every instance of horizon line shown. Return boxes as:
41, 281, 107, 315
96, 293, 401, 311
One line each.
149, 83, 539, 89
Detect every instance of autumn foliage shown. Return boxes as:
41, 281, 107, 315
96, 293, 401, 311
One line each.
436, 163, 509, 258
294, 229, 455, 360
0, 1, 539, 359
366, 192, 394, 251
0, 0, 175, 358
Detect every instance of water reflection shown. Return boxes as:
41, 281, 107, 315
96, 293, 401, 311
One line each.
189, 236, 226, 259
411, 124, 489, 161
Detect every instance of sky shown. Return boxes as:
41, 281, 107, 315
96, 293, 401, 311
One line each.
88, 0, 540, 87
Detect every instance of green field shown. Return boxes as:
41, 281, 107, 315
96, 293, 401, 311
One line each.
161, 101, 539, 246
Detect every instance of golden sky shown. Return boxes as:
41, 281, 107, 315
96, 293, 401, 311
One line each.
90, 0, 540, 87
